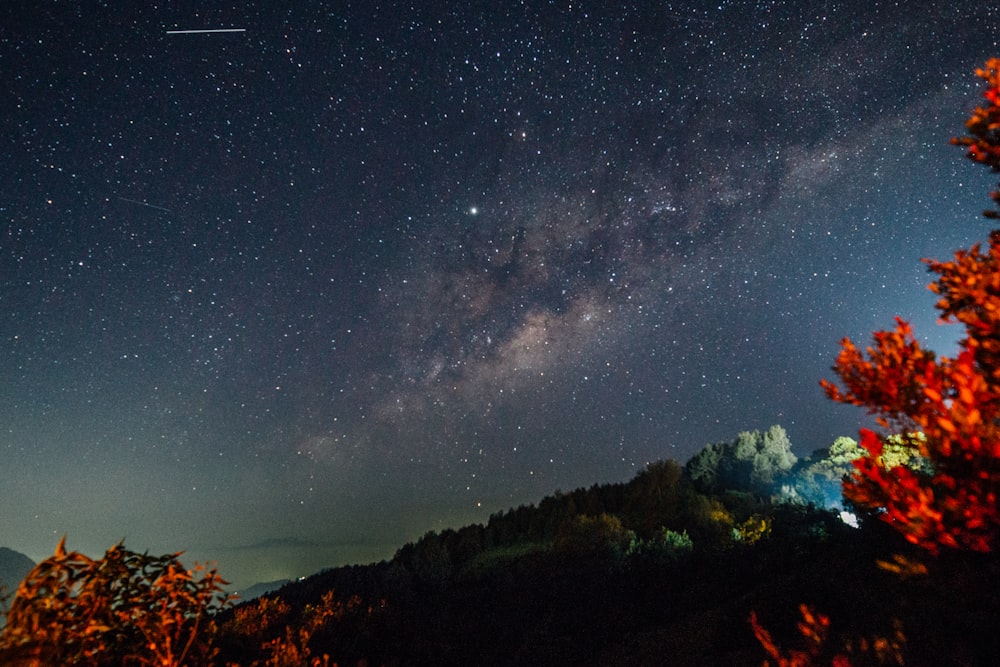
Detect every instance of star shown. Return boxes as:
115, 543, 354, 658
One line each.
1, 0, 995, 589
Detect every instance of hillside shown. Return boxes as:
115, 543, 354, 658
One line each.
3, 428, 998, 664
213, 429, 1000, 665
0, 548, 33, 597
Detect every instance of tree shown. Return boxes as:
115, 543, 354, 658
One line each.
751, 604, 905, 667
554, 513, 635, 561
780, 437, 864, 509
685, 425, 797, 495
625, 459, 686, 535
626, 527, 694, 563
218, 590, 364, 667
0, 537, 229, 667
753, 425, 798, 487
821, 59, 1000, 555
684, 441, 724, 490
951, 59, 1000, 218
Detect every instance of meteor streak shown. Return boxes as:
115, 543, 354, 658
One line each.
165, 28, 246, 35
118, 197, 173, 213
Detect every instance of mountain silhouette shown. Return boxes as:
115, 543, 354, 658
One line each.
0, 547, 34, 599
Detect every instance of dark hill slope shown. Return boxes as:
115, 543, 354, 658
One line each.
215, 454, 1000, 665
0, 548, 33, 594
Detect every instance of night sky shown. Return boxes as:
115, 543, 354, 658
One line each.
3, 1, 998, 588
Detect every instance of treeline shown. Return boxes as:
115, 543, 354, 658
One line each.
214, 425, 900, 665
388, 424, 860, 587
274, 426, 840, 596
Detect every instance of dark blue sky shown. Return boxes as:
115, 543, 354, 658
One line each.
2, 1, 998, 587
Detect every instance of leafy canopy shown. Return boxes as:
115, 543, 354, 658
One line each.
821, 59, 1000, 554
0, 537, 229, 667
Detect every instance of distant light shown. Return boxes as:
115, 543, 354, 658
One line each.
839, 511, 859, 528
469, 206, 479, 215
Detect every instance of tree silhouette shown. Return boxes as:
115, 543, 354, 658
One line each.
821, 58, 1000, 554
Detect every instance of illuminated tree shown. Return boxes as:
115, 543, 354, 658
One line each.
821, 59, 1000, 554
779, 437, 864, 509
0, 537, 229, 667
685, 425, 797, 494
951, 59, 1000, 218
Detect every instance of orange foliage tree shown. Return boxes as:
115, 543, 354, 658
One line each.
218, 590, 377, 667
821, 58, 1000, 555
753, 59, 1000, 667
0, 537, 229, 667
750, 604, 904, 667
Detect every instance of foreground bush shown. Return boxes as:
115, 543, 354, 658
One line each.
0, 537, 229, 667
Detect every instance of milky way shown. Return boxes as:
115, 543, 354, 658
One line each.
2, 1, 997, 587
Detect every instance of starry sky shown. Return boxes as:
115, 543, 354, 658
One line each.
2, 1, 998, 588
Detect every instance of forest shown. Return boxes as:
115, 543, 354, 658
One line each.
201, 425, 998, 665
4, 59, 1000, 666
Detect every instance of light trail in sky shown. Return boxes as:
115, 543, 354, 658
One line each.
117, 197, 172, 213
165, 28, 246, 35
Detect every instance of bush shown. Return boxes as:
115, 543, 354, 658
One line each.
0, 537, 229, 667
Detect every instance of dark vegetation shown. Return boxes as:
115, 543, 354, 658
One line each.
5, 59, 1000, 665
3, 432, 996, 665
205, 429, 997, 666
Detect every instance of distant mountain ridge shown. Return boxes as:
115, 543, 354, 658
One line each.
235, 579, 293, 601
0, 547, 34, 594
